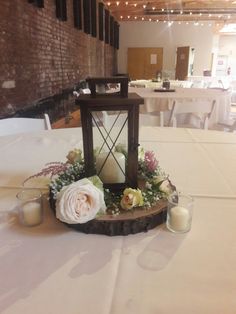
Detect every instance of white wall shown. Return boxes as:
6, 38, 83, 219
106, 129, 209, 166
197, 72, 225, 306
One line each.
218, 35, 236, 76
118, 21, 215, 78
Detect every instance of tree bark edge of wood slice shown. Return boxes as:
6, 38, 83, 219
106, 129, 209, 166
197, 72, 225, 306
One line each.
50, 192, 167, 236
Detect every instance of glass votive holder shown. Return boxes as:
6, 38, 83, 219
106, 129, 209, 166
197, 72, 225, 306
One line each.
16, 189, 43, 227
166, 191, 194, 233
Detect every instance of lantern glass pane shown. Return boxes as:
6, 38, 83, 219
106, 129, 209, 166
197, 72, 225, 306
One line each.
92, 110, 128, 184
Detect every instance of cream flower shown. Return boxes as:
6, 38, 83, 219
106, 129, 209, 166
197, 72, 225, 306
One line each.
153, 175, 166, 185
120, 188, 143, 210
159, 179, 173, 195
56, 178, 106, 224
66, 149, 82, 164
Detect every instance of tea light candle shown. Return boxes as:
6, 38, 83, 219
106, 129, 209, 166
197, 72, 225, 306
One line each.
96, 152, 125, 183
22, 201, 42, 226
169, 206, 190, 232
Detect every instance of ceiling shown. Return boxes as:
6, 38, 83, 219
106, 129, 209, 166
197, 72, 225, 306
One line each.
103, 0, 236, 23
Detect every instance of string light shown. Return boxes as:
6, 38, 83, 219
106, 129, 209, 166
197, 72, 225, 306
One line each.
116, 5, 235, 23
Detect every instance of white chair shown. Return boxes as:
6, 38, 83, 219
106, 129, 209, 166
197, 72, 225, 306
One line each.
79, 88, 91, 94
139, 105, 165, 127
0, 113, 51, 136
211, 119, 236, 133
103, 112, 163, 129
140, 113, 164, 126
181, 81, 193, 88
230, 80, 236, 106
169, 99, 216, 130
191, 80, 205, 89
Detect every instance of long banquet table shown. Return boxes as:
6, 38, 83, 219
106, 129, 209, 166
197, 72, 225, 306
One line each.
1, 127, 236, 314
130, 86, 232, 126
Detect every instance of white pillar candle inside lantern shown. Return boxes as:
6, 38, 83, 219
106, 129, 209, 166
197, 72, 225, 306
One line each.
96, 152, 125, 183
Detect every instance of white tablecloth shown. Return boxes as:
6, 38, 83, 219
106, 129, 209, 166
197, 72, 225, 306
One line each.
130, 87, 232, 126
130, 80, 187, 89
187, 75, 234, 89
1, 127, 236, 314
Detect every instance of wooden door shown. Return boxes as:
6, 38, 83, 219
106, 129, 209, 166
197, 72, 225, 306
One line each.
128, 47, 163, 80
175, 46, 190, 80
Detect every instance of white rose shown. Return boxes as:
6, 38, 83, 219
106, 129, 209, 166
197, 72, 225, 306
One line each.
56, 178, 106, 224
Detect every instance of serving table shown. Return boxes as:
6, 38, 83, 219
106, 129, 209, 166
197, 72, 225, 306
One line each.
0, 127, 236, 314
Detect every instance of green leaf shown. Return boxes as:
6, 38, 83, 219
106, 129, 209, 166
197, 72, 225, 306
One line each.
88, 175, 104, 191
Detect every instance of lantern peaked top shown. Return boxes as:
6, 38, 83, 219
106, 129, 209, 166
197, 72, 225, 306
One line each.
86, 76, 129, 98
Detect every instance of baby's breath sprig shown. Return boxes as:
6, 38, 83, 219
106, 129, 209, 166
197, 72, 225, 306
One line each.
30, 147, 175, 210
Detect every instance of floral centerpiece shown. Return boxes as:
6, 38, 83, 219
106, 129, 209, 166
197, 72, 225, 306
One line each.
26, 146, 175, 235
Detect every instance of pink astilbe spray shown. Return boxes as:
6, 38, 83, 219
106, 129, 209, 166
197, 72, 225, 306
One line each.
23, 162, 69, 185
144, 151, 158, 172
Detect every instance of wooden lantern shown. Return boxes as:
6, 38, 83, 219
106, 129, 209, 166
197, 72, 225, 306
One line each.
76, 77, 144, 192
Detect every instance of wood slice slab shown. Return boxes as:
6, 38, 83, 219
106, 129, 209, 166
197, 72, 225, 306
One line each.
50, 193, 167, 236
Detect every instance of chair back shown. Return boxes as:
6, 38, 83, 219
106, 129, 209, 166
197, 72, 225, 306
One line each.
103, 112, 162, 130
228, 120, 236, 132
181, 81, 193, 88
191, 80, 205, 88
0, 114, 51, 136
169, 99, 216, 129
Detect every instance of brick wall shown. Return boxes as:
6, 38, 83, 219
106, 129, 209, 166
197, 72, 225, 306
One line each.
0, 0, 117, 118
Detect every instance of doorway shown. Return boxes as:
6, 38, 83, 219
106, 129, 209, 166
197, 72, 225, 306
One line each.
127, 47, 163, 80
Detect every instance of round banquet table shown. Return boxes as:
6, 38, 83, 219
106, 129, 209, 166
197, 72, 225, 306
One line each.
0, 127, 236, 314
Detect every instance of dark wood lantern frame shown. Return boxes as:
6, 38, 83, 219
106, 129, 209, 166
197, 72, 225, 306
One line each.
76, 77, 144, 192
